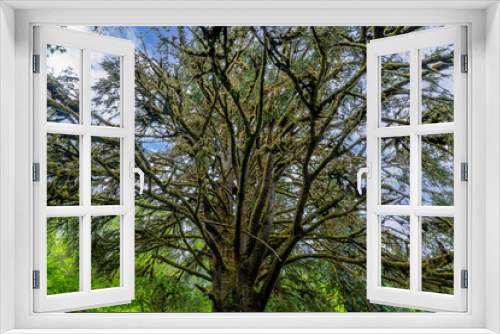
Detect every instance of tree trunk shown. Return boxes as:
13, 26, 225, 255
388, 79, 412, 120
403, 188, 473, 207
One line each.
212, 268, 265, 312
211, 240, 265, 312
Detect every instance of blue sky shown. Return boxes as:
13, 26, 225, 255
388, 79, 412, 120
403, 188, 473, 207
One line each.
68, 26, 180, 152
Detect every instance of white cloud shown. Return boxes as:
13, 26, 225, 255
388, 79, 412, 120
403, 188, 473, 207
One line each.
47, 45, 81, 78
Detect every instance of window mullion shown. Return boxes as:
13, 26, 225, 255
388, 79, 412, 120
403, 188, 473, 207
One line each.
416, 48, 424, 293
82, 47, 91, 210
409, 47, 420, 294
81, 47, 92, 294
81, 214, 91, 293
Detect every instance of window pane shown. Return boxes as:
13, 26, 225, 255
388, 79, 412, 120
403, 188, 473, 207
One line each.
91, 137, 120, 205
47, 217, 80, 295
47, 45, 81, 124
421, 133, 454, 206
381, 51, 410, 127
91, 52, 121, 127
421, 45, 454, 124
381, 137, 410, 205
47, 134, 80, 206
421, 216, 454, 294
91, 215, 121, 290
381, 215, 410, 289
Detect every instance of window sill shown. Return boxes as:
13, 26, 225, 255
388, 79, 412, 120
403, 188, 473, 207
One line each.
3, 330, 498, 334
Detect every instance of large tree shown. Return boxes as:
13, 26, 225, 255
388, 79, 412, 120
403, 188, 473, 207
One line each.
46, 26, 455, 312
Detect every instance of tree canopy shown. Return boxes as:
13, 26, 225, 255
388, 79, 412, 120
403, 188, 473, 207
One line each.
46, 26, 455, 312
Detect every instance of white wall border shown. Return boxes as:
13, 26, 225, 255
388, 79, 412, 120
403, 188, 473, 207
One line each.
0, 2, 16, 334
2, 0, 498, 10
485, 2, 500, 334
1, 2, 494, 334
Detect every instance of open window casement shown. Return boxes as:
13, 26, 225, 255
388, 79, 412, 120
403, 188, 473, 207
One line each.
363, 26, 467, 312
33, 26, 139, 312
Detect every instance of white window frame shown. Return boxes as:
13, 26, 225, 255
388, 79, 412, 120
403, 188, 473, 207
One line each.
33, 26, 136, 313
1, 1, 499, 333
366, 26, 467, 312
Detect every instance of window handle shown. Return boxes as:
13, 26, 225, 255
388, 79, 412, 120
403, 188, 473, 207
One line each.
357, 162, 372, 195
130, 162, 145, 194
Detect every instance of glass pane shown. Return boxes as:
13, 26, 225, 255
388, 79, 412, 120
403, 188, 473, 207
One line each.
381, 215, 410, 289
47, 134, 80, 206
421, 45, 454, 124
421, 216, 454, 294
91, 137, 121, 205
381, 137, 410, 205
91, 52, 121, 127
91, 215, 121, 290
47, 217, 80, 295
381, 51, 410, 127
47, 45, 81, 124
421, 134, 454, 206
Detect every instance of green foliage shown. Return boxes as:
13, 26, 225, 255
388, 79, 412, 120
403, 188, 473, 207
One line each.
47, 217, 80, 295
48, 25, 454, 312
78, 249, 212, 312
